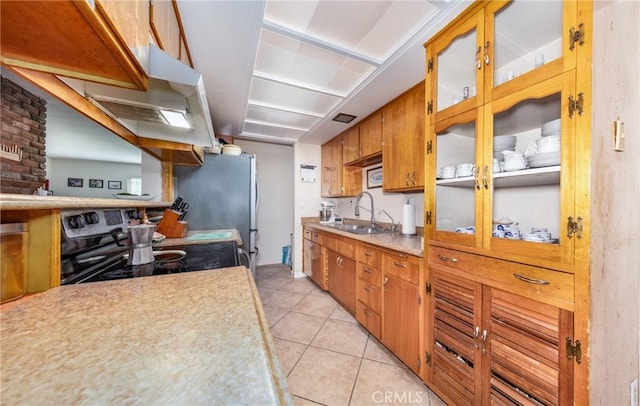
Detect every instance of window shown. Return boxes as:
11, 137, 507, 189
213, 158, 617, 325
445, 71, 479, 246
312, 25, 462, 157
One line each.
127, 177, 142, 195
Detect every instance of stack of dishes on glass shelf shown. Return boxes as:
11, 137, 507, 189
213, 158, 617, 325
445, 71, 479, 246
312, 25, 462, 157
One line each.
522, 228, 555, 243
493, 135, 516, 160
455, 162, 474, 178
492, 217, 520, 239
526, 119, 562, 168
455, 226, 475, 234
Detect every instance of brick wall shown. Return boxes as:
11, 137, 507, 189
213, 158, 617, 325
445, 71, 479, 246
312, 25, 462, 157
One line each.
0, 76, 47, 195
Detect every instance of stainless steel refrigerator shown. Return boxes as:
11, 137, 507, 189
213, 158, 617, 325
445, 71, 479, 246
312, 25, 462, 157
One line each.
175, 153, 258, 275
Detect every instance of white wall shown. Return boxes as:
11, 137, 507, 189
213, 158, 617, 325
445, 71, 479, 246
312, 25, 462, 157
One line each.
234, 139, 295, 267
590, 2, 640, 404
293, 142, 323, 278
141, 151, 162, 199
47, 158, 142, 198
333, 163, 425, 231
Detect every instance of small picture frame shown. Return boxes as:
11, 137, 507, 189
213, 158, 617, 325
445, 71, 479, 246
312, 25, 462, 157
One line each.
89, 179, 103, 188
67, 177, 83, 188
107, 180, 122, 190
367, 166, 383, 189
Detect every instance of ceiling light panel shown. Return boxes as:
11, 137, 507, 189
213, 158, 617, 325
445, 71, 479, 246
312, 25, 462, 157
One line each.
249, 77, 342, 116
243, 121, 307, 140
264, 0, 439, 61
246, 104, 320, 130
255, 29, 375, 95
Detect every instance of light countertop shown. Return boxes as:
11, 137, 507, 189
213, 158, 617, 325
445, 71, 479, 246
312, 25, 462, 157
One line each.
0, 267, 293, 405
0, 193, 172, 210
304, 222, 424, 257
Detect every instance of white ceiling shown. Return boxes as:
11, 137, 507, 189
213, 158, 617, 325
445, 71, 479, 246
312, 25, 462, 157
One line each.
13, 0, 470, 162
177, 0, 470, 145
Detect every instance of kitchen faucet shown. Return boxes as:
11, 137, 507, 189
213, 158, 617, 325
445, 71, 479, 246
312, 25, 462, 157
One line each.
355, 191, 376, 228
378, 209, 397, 233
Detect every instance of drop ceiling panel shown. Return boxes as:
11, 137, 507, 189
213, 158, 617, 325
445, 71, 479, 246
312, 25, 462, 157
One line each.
246, 104, 320, 130
264, 0, 438, 60
243, 121, 306, 140
255, 29, 375, 95
249, 77, 342, 116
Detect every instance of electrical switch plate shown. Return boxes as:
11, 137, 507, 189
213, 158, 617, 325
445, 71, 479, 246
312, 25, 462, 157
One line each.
614, 119, 625, 151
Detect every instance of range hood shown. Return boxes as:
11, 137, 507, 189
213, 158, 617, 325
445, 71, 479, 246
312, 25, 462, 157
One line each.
61, 44, 215, 147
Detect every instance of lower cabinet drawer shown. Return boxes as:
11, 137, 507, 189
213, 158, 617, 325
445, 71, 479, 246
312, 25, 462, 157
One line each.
382, 253, 419, 285
429, 246, 575, 309
356, 300, 381, 340
357, 262, 382, 288
357, 280, 381, 314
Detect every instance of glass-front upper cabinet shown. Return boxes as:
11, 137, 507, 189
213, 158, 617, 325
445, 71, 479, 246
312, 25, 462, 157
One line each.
432, 109, 482, 248
485, 0, 578, 101
428, 11, 484, 121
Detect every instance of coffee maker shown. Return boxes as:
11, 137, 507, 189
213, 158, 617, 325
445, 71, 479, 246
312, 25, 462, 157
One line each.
320, 201, 342, 224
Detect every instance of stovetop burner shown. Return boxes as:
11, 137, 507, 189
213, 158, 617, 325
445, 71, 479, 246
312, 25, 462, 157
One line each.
62, 242, 239, 285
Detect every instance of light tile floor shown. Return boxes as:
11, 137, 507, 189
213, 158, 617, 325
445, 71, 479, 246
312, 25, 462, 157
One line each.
255, 264, 446, 406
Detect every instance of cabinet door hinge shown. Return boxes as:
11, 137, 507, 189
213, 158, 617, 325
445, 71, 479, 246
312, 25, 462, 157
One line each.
426, 140, 433, 155
566, 336, 582, 364
426, 282, 432, 296
426, 211, 432, 225
427, 58, 433, 73
567, 215, 584, 239
418, 295, 422, 305
426, 351, 432, 366
417, 357, 421, 371
569, 23, 586, 51
427, 100, 433, 115
568, 92, 585, 118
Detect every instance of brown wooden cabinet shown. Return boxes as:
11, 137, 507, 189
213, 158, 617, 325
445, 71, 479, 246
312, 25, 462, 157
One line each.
355, 244, 383, 340
423, 1, 592, 401
428, 265, 574, 405
321, 136, 362, 198
0, 0, 149, 90
303, 228, 327, 290
327, 248, 356, 315
343, 112, 383, 166
382, 81, 425, 191
381, 250, 422, 374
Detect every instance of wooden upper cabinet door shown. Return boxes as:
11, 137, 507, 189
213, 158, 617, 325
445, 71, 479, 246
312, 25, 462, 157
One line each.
0, 1, 149, 90
149, 0, 181, 61
359, 112, 383, 158
342, 126, 361, 165
382, 81, 425, 191
321, 137, 343, 197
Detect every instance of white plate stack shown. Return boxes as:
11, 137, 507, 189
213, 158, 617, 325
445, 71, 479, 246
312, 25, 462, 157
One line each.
527, 119, 561, 168
493, 135, 517, 161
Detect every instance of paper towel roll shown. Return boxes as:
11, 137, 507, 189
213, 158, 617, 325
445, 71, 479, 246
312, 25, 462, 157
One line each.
402, 202, 416, 235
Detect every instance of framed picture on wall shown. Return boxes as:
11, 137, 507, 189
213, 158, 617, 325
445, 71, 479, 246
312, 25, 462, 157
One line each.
67, 177, 83, 187
89, 179, 103, 188
367, 166, 383, 188
107, 180, 122, 190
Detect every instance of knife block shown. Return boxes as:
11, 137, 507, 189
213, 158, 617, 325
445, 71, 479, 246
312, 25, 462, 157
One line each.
156, 209, 188, 238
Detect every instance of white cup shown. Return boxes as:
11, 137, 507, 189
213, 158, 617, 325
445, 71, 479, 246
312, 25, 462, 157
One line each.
456, 163, 474, 177
535, 53, 545, 68
492, 158, 501, 173
441, 166, 456, 179
506, 71, 515, 80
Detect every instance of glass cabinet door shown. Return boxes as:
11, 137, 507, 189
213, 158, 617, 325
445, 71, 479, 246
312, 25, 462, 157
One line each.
433, 109, 483, 248
484, 72, 576, 265
486, 0, 575, 101
431, 12, 484, 119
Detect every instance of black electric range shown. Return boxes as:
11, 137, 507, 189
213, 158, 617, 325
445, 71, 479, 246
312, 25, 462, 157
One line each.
61, 241, 240, 285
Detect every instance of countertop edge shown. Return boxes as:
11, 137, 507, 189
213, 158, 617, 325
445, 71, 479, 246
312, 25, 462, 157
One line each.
1, 194, 172, 210
305, 222, 424, 257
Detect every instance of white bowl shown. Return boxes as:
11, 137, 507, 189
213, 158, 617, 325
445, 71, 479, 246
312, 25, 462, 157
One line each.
493, 135, 517, 148
222, 144, 242, 156
541, 119, 561, 135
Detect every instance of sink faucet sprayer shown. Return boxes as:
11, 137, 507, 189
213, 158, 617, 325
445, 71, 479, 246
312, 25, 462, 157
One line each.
378, 209, 397, 233
355, 191, 375, 227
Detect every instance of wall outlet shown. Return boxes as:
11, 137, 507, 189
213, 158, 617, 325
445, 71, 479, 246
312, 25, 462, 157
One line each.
632, 378, 638, 406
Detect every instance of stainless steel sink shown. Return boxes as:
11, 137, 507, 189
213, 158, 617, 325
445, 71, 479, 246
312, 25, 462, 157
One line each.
327, 224, 392, 235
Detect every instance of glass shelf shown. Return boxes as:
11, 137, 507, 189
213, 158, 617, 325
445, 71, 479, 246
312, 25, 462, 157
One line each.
436, 165, 560, 188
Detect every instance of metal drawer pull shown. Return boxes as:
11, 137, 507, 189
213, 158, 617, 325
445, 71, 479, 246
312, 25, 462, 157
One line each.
438, 254, 458, 263
364, 308, 374, 317
364, 252, 373, 257
392, 261, 406, 268
364, 268, 373, 274
383, 276, 388, 285
513, 273, 550, 285
364, 286, 373, 293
